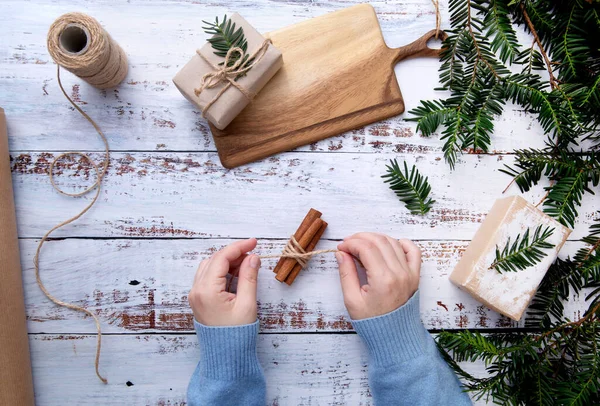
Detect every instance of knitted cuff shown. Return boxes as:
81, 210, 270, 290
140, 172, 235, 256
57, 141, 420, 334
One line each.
351, 291, 429, 366
194, 320, 263, 380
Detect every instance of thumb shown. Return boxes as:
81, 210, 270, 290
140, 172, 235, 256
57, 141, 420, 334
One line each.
236, 254, 261, 305
335, 251, 362, 311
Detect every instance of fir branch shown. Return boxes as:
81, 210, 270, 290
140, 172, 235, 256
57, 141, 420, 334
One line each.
503, 76, 565, 141
440, 110, 467, 168
485, 0, 520, 63
499, 149, 548, 193
536, 303, 600, 343
581, 75, 600, 107
543, 170, 587, 229
559, 6, 583, 82
431, 1, 600, 402
526, 258, 579, 328
382, 159, 435, 215
463, 80, 504, 152
520, 3, 558, 89
515, 39, 545, 75
439, 29, 468, 89
408, 100, 456, 137
490, 225, 555, 273
559, 337, 599, 406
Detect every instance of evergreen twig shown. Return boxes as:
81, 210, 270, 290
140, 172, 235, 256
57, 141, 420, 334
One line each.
490, 225, 555, 273
382, 159, 436, 215
202, 15, 250, 68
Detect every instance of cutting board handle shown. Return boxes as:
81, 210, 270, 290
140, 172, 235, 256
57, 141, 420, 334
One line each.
391, 29, 448, 64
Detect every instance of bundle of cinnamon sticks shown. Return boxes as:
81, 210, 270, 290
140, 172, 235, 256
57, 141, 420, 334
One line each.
273, 208, 328, 285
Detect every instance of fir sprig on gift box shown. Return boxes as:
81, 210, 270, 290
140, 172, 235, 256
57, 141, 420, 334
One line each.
489, 225, 555, 273
202, 15, 250, 68
382, 159, 435, 215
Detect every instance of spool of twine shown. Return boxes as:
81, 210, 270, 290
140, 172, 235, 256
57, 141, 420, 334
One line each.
47, 12, 128, 89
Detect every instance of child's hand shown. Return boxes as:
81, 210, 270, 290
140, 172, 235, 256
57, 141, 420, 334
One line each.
336, 233, 421, 320
188, 238, 261, 326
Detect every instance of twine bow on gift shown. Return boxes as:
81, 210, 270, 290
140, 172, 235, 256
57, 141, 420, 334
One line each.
194, 39, 272, 118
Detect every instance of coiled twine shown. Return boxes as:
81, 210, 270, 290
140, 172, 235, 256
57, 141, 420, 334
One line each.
47, 12, 128, 89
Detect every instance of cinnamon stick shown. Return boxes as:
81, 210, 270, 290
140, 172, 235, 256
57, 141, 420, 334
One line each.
273, 208, 321, 273
284, 220, 328, 285
275, 218, 324, 282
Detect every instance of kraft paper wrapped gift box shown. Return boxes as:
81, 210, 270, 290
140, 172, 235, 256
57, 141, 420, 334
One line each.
449, 195, 572, 321
173, 13, 283, 130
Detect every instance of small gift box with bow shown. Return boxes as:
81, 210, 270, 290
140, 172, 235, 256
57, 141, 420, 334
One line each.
173, 14, 283, 130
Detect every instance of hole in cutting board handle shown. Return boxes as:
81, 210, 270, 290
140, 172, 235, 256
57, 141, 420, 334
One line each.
426, 37, 443, 50
392, 29, 448, 63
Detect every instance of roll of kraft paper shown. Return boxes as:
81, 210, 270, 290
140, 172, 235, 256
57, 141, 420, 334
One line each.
0, 108, 35, 405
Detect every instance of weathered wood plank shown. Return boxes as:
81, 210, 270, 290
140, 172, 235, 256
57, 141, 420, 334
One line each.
22, 239, 587, 334
11, 152, 598, 240
29, 333, 487, 405
0, 0, 547, 154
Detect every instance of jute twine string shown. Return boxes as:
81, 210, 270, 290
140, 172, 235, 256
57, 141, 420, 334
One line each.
47, 13, 128, 89
258, 236, 339, 266
194, 39, 271, 118
33, 66, 110, 384
38, 11, 127, 384
431, 0, 441, 39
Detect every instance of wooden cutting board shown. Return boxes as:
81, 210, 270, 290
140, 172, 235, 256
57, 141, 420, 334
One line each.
210, 4, 445, 168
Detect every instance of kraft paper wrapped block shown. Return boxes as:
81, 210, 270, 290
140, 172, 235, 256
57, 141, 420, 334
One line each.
450, 196, 572, 321
173, 13, 283, 130
0, 108, 35, 405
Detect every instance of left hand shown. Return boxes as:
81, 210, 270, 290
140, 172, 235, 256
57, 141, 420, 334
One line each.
188, 238, 261, 326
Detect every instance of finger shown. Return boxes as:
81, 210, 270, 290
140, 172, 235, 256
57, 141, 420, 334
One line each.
398, 239, 422, 275
193, 259, 210, 285
228, 254, 248, 276
335, 251, 362, 307
347, 233, 403, 272
205, 238, 258, 278
337, 239, 388, 276
384, 236, 409, 271
235, 254, 261, 306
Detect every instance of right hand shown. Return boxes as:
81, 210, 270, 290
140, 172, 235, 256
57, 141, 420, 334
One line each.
335, 233, 422, 320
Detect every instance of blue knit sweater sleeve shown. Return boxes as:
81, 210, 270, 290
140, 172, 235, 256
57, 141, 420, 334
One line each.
187, 320, 266, 406
351, 291, 472, 406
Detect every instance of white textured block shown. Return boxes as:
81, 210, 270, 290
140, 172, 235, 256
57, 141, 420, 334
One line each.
450, 196, 572, 321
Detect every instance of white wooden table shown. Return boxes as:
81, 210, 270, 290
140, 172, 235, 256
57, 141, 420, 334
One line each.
2, 0, 597, 404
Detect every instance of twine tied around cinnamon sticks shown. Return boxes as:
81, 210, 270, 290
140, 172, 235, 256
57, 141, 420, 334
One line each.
194, 39, 271, 118
260, 235, 338, 269
225, 209, 335, 292
268, 209, 333, 285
